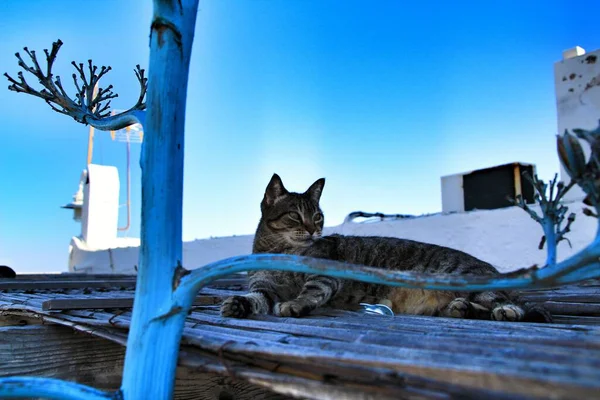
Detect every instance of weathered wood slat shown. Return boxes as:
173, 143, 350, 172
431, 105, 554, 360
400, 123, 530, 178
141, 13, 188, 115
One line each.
2, 304, 523, 398
180, 328, 598, 400
536, 301, 600, 315
6, 303, 597, 399
236, 311, 600, 343
0, 325, 124, 389
520, 292, 600, 303
0, 280, 136, 290
552, 315, 600, 325
49, 307, 600, 351
11, 273, 136, 281
32, 319, 520, 400
191, 309, 600, 341
0, 274, 247, 291
0, 324, 291, 400
178, 322, 600, 378
176, 346, 510, 400
182, 313, 600, 362
41, 295, 224, 311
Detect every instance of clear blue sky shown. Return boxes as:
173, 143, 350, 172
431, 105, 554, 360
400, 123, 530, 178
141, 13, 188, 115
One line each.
0, 0, 598, 272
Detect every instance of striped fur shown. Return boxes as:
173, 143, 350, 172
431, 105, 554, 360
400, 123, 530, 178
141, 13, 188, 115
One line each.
220, 174, 552, 323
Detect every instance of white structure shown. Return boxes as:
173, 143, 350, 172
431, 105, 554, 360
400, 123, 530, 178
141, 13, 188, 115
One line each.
554, 46, 600, 202
65, 164, 121, 251
61, 170, 86, 222
440, 173, 464, 213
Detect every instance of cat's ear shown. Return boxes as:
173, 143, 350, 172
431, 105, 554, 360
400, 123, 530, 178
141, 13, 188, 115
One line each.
305, 177, 325, 202
263, 173, 288, 206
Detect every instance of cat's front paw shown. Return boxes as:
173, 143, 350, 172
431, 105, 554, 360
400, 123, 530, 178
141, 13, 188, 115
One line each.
221, 296, 253, 318
442, 297, 472, 319
273, 301, 311, 318
491, 304, 525, 322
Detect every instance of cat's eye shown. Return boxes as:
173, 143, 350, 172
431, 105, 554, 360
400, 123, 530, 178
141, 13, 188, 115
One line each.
314, 212, 324, 223
287, 212, 301, 221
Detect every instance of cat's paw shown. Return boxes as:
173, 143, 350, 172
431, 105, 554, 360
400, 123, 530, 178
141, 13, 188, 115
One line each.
442, 297, 472, 318
491, 304, 525, 322
221, 296, 253, 318
273, 301, 311, 318
524, 304, 553, 323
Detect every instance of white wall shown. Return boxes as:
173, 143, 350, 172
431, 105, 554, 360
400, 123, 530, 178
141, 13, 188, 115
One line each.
554, 47, 600, 202
81, 164, 120, 249
69, 202, 596, 274
440, 173, 464, 213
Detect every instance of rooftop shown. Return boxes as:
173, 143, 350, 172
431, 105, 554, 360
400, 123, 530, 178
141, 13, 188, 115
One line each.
1, 273, 599, 399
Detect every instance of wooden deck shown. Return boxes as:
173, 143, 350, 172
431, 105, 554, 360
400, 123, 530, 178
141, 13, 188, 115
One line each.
1, 274, 600, 400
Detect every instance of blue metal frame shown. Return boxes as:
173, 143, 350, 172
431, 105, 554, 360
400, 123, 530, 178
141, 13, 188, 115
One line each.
1, 1, 600, 398
0, 378, 119, 399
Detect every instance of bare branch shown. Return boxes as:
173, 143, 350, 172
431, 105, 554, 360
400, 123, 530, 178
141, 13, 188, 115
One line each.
557, 212, 576, 248
583, 207, 598, 218
538, 235, 545, 250
513, 193, 542, 223
4, 40, 147, 130
513, 171, 577, 264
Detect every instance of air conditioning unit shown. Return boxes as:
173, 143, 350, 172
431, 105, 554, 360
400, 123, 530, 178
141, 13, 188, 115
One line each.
441, 162, 536, 214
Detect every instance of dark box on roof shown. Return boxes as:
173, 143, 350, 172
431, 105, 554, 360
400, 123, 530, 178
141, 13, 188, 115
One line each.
441, 162, 536, 213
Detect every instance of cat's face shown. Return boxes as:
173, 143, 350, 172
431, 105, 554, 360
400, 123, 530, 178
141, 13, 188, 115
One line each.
259, 173, 325, 248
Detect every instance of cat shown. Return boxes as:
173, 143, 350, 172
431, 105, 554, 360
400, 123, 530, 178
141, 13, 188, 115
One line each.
220, 174, 551, 323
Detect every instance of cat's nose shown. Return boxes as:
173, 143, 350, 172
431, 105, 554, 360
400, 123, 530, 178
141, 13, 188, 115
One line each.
305, 225, 316, 235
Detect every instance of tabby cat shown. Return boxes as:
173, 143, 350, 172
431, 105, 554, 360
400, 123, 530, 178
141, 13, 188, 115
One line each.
221, 174, 551, 323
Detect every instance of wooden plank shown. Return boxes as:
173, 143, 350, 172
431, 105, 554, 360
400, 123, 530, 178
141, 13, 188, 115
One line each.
519, 291, 600, 303
552, 315, 600, 325
0, 324, 291, 400
180, 328, 600, 400
5, 303, 598, 399
0, 324, 124, 390
3, 281, 600, 399
10, 272, 247, 281
182, 313, 600, 358
0, 280, 135, 290
12, 273, 136, 281
190, 309, 600, 340
5, 321, 515, 400
41, 295, 224, 311
0, 276, 247, 291
36, 306, 598, 398
177, 348, 524, 400
539, 301, 600, 315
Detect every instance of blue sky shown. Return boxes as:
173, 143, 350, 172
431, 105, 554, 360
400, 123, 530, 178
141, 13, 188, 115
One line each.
0, 0, 598, 273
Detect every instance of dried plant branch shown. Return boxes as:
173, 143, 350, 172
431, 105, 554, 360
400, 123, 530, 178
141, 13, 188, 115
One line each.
513, 173, 576, 265
558, 212, 576, 248
583, 207, 598, 218
4, 39, 146, 130
514, 193, 543, 224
